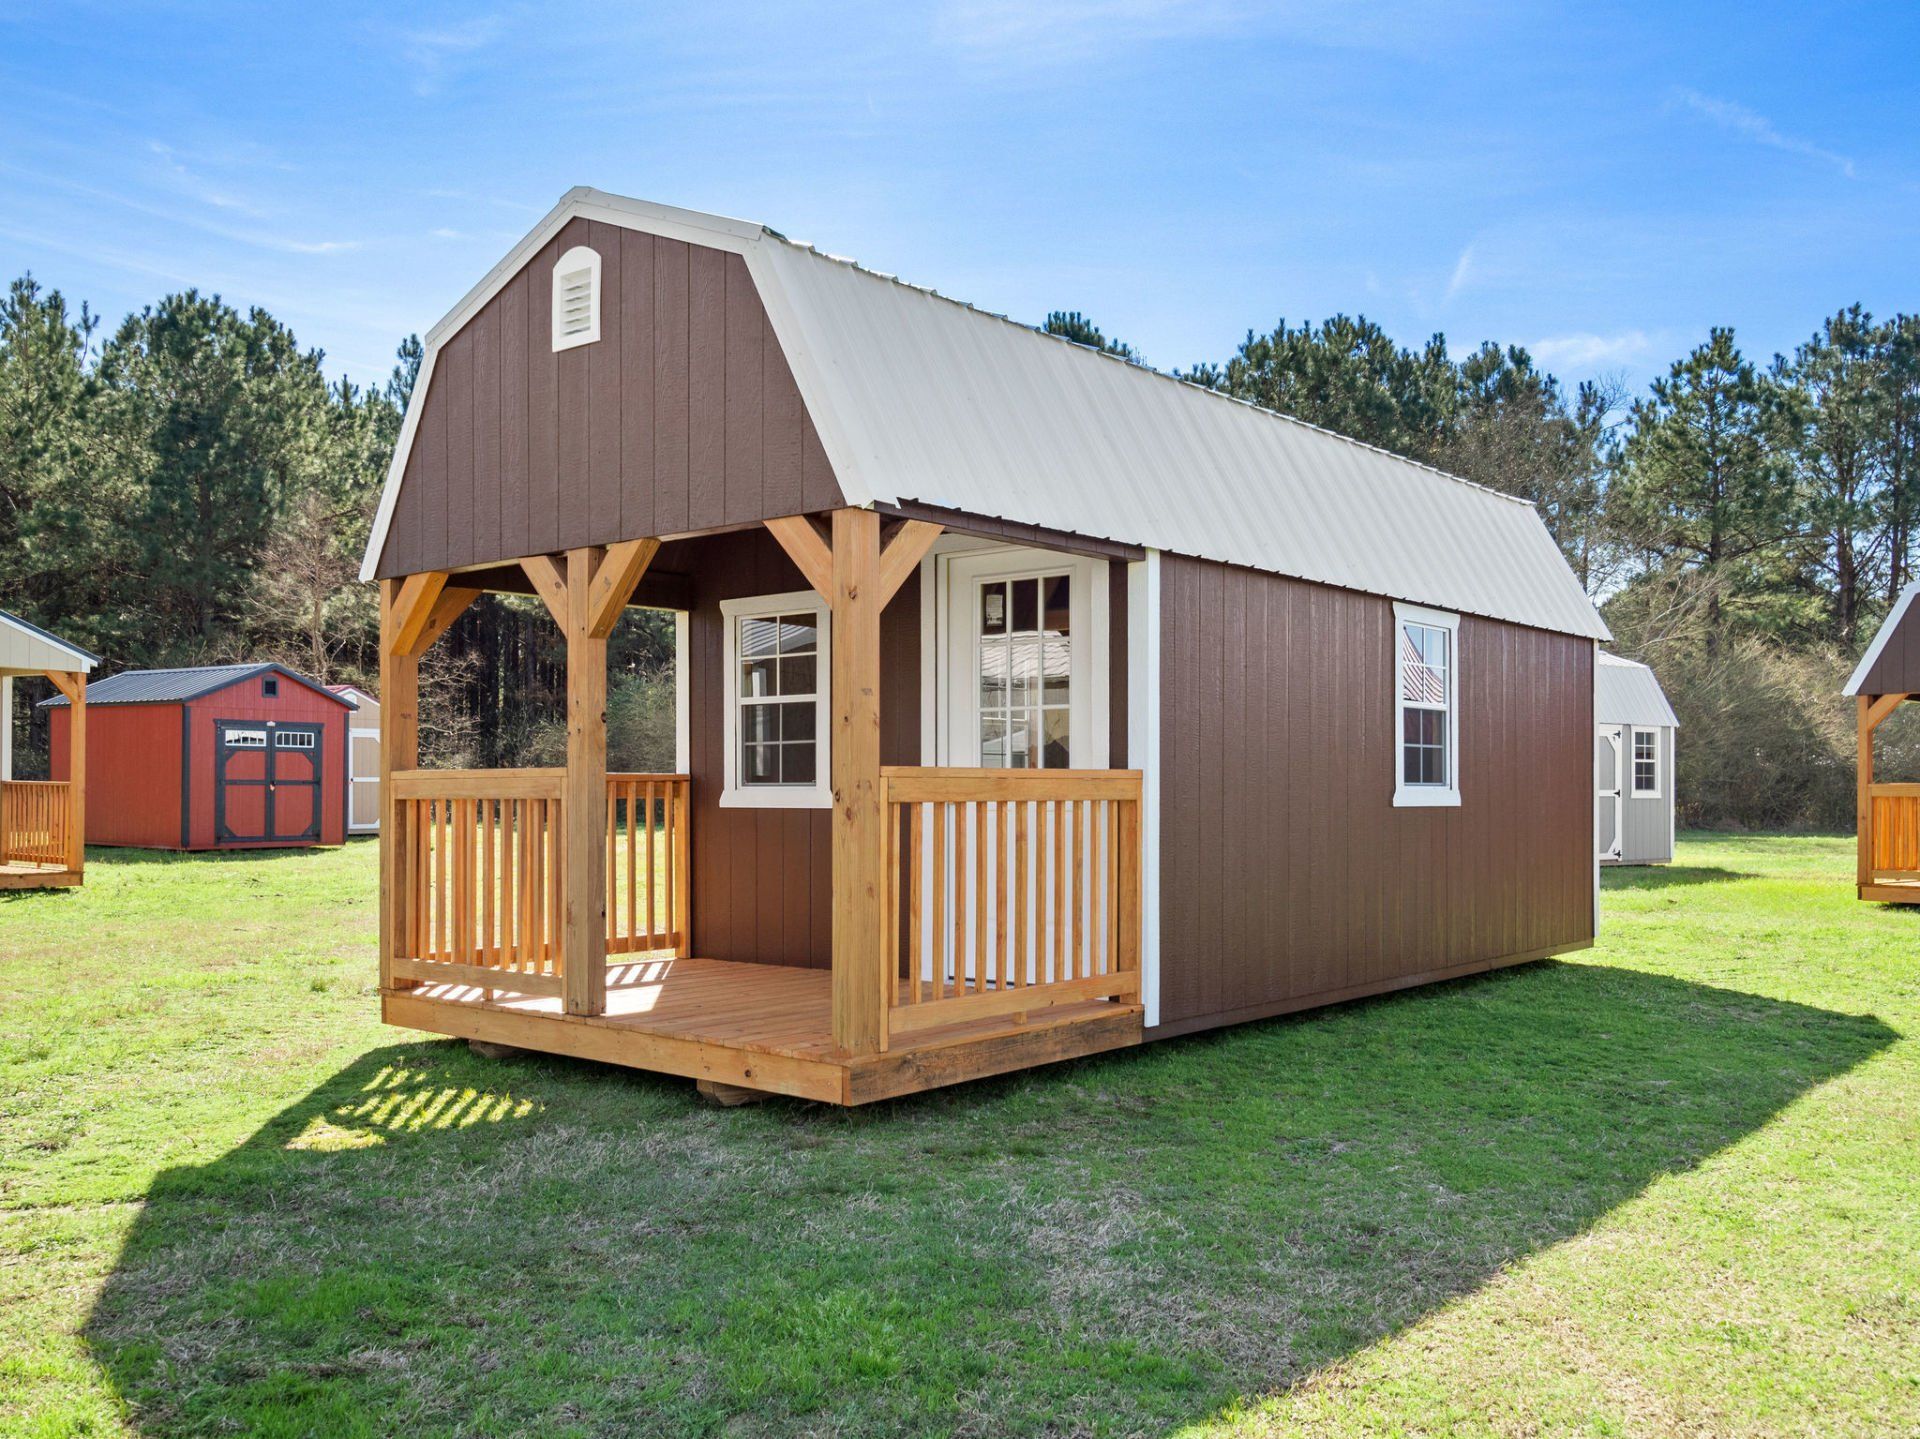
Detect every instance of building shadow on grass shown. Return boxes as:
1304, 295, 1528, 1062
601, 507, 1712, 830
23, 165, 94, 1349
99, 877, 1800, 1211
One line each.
1602, 864, 1752, 891
83, 961, 1893, 1437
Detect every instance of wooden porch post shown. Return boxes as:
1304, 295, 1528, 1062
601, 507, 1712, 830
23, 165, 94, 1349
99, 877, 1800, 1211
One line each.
380, 579, 421, 992
562, 546, 609, 1017
830, 510, 885, 1055
1859, 695, 1873, 892
63, 673, 84, 875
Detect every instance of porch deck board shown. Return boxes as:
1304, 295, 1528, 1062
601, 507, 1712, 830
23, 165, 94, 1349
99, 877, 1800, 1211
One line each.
384, 956, 1143, 1103
0, 860, 80, 890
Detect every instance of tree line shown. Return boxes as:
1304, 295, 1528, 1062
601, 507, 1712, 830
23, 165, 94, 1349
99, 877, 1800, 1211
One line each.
1, 274, 1911, 826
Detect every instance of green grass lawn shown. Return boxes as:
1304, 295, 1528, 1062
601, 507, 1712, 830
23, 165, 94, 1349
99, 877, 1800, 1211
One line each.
1, 835, 1915, 1437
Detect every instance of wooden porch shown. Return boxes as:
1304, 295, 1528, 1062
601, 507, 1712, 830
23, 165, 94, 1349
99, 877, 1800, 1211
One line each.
0, 665, 85, 891
1858, 693, 1920, 903
378, 512, 1144, 1103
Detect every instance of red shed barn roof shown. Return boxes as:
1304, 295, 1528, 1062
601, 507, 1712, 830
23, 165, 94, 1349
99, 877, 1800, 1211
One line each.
37, 663, 355, 709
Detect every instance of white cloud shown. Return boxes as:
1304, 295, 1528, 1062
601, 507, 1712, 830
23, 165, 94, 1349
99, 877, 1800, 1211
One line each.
1673, 88, 1856, 179
1443, 243, 1474, 303
1529, 329, 1654, 371
394, 14, 510, 96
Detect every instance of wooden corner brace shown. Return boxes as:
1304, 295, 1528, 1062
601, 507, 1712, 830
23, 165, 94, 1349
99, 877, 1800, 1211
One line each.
765, 513, 941, 608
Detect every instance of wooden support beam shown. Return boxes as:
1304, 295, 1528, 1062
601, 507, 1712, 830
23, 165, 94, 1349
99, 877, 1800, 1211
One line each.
521, 553, 569, 625
1866, 691, 1908, 732
765, 515, 833, 602
562, 546, 609, 1017
389, 571, 450, 656
877, 520, 942, 607
50, 671, 84, 874
1860, 694, 1874, 892
380, 580, 421, 991
586, 537, 661, 638
829, 508, 886, 1056
405, 586, 481, 658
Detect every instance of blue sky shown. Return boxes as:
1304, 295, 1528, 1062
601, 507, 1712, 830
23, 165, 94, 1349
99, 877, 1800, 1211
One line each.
3, 1, 1914, 397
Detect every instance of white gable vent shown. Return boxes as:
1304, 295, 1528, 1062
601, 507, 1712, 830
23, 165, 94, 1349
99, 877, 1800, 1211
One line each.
551, 245, 602, 351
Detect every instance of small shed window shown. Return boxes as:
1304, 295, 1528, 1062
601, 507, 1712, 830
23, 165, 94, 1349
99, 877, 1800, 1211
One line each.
275, 730, 317, 750
719, 591, 831, 809
551, 245, 602, 351
225, 729, 268, 749
1393, 602, 1461, 808
262, 676, 279, 697
1632, 728, 1661, 797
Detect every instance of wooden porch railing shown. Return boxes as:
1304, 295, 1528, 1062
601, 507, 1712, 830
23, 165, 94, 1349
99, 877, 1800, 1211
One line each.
0, 780, 71, 869
388, 769, 690, 997
1867, 783, 1920, 877
881, 767, 1142, 1041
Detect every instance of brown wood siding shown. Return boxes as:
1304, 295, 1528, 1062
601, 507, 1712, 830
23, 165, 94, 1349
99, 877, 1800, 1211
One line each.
377, 219, 844, 578
1860, 602, 1920, 694
675, 527, 919, 969
1154, 553, 1593, 1031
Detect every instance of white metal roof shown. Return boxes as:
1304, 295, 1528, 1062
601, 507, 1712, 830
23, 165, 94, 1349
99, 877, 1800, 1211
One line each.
363, 189, 1610, 641
0, 608, 97, 675
1843, 581, 1918, 695
1596, 651, 1679, 728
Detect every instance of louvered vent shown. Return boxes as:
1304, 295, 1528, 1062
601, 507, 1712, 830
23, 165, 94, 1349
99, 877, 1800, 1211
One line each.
551, 245, 601, 350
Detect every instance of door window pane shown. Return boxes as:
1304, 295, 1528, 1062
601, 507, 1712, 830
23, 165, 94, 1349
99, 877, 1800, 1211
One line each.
976, 572, 1074, 769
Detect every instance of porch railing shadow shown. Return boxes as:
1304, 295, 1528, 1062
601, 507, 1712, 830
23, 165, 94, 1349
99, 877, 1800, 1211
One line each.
82, 960, 1893, 1436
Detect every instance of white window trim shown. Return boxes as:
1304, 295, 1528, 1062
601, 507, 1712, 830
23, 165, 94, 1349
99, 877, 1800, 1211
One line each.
551, 245, 602, 351
719, 590, 832, 809
1392, 601, 1461, 808
1631, 726, 1662, 799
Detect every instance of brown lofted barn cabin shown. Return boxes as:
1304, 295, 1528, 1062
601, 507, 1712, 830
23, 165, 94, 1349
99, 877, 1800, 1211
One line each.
1848, 580, 1920, 901
363, 189, 1609, 1105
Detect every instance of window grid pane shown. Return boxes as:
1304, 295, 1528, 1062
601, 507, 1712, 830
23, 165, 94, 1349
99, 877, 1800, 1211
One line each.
1399, 620, 1452, 789
738, 609, 821, 788
977, 573, 1071, 769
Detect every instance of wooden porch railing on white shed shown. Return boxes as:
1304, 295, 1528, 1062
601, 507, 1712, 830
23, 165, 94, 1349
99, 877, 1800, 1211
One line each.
0, 780, 71, 869
388, 769, 689, 997
881, 767, 1142, 1043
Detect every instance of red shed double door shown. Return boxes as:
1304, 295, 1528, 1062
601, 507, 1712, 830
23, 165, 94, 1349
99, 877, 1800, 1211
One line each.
213, 721, 326, 844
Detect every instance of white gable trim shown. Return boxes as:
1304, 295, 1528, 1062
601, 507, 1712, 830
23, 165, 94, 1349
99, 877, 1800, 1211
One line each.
1845, 581, 1920, 695
0, 610, 97, 672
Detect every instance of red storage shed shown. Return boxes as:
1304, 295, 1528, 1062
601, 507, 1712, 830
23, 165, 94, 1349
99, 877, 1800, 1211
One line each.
40, 664, 354, 850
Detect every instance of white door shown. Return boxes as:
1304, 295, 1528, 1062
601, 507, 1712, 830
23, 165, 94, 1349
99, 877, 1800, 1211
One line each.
923, 546, 1110, 987
1596, 724, 1623, 862
347, 726, 380, 833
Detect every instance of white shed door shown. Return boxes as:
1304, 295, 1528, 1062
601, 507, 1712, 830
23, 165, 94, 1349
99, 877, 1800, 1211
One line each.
1596, 724, 1623, 861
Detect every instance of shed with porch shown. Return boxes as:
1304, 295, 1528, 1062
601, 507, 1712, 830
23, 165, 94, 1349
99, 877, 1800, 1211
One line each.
361, 189, 1608, 1104
1595, 651, 1677, 866
40, 663, 353, 850
0, 609, 93, 888
1847, 582, 1920, 901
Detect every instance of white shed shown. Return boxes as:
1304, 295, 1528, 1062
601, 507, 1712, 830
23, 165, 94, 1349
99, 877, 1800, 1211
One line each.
1595, 651, 1679, 865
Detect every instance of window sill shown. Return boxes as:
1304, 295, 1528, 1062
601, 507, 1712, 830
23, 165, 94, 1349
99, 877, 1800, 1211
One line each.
719, 787, 833, 810
1393, 787, 1461, 808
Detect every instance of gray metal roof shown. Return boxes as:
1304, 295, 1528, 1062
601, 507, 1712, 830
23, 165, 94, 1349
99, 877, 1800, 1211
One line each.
37, 663, 354, 709
363, 190, 1612, 642
1596, 651, 1679, 728
0, 607, 98, 673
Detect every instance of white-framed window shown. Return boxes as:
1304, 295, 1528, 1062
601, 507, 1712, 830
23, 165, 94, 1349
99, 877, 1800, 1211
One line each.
551, 245, 601, 351
275, 730, 317, 750
1632, 727, 1661, 797
720, 591, 831, 809
1393, 601, 1460, 808
225, 729, 268, 749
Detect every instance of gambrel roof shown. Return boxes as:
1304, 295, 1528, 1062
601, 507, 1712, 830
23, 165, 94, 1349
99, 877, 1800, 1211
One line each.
363, 188, 1609, 641
1596, 651, 1679, 728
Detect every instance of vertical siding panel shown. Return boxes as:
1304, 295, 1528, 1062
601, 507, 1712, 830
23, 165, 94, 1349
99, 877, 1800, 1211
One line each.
498, 273, 530, 561
654, 238, 692, 535
586, 220, 624, 545
469, 306, 501, 564
800, 420, 838, 513
527, 237, 560, 555
620, 230, 656, 539
723, 254, 764, 523
686, 245, 728, 532
1196, 561, 1227, 1018
1220, 565, 1250, 1011
762, 336, 803, 517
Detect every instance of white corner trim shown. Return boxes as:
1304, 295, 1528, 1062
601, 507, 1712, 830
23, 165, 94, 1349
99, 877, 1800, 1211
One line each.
1, 674, 11, 783
1845, 580, 1920, 695
359, 344, 438, 581
1129, 552, 1161, 1030
674, 610, 690, 775
919, 551, 938, 764
718, 590, 832, 809
1391, 600, 1461, 809
550, 244, 602, 351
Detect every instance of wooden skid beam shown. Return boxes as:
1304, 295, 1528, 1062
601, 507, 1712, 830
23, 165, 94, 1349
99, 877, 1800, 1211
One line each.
765, 515, 833, 602
587, 537, 661, 638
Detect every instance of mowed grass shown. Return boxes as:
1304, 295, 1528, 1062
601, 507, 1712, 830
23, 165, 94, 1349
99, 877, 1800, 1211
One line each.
1, 836, 1915, 1437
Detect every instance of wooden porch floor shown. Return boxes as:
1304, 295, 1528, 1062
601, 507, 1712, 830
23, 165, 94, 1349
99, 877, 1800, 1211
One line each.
383, 956, 1143, 1105
1861, 875, 1920, 904
0, 860, 80, 890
